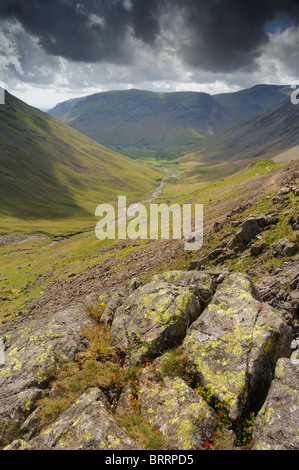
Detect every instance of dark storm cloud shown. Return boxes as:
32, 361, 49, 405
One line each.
178, 0, 299, 71
0, 0, 299, 71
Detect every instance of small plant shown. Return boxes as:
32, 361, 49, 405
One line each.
160, 346, 188, 378
86, 298, 107, 322
194, 385, 233, 430
129, 379, 140, 414
236, 412, 255, 449
202, 440, 213, 450
37, 323, 125, 426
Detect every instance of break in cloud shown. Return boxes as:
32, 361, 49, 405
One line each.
0, 0, 299, 108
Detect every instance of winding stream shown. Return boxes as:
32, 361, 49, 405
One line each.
106, 167, 177, 231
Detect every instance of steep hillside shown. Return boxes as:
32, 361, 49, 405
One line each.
182, 97, 299, 173
0, 92, 162, 221
0, 157, 298, 451
214, 84, 289, 122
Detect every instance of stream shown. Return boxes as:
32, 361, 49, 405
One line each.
105, 167, 177, 232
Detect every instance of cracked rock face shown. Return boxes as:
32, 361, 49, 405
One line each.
0, 269, 296, 451
253, 358, 299, 450
109, 271, 216, 365
256, 259, 299, 336
23, 388, 138, 450
0, 306, 94, 446
138, 359, 217, 450
182, 273, 292, 423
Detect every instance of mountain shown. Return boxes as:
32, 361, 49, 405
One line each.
214, 84, 290, 122
48, 89, 234, 158
48, 86, 290, 159
0, 92, 161, 220
184, 96, 299, 166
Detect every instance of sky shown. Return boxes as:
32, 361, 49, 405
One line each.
1, 0, 299, 109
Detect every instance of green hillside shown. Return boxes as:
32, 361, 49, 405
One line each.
48, 86, 290, 160
49, 89, 233, 158
214, 84, 290, 122
182, 97, 299, 171
0, 92, 162, 224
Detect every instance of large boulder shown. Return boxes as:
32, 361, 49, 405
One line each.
101, 279, 143, 326
7, 388, 138, 450
110, 271, 216, 364
138, 360, 217, 450
151, 271, 217, 308
272, 238, 298, 258
228, 217, 262, 251
0, 306, 94, 446
253, 358, 299, 450
182, 273, 292, 423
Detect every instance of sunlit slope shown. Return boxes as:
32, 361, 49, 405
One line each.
0, 92, 162, 220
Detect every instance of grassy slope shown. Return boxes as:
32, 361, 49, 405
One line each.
0, 92, 162, 232
214, 84, 290, 122
178, 97, 299, 181
0, 156, 291, 325
1, 156, 297, 453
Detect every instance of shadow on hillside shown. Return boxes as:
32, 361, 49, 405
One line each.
0, 92, 91, 220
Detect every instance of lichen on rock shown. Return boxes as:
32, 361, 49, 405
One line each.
253, 357, 299, 450
24, 388, 138, 450
0, 306, 94, 446
110, 278, 202, 364
182, 273, 292, 423
138, 360, 217, 450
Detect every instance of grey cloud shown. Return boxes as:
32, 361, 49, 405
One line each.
0, 0, 299, 72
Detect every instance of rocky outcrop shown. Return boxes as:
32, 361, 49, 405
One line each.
256, 258, 299, 337
100, 278, 143, 326
253, 357, 299, 450
138, 359, 217, 450
272, 238, 299, 258
190, 212, 283, 269
0, 306, 94, 447
109, 271, 216, 364
228, 215, 279, 252
0, 268, 296, 451
182, 273, 292, 422
5, 388, 138, 450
